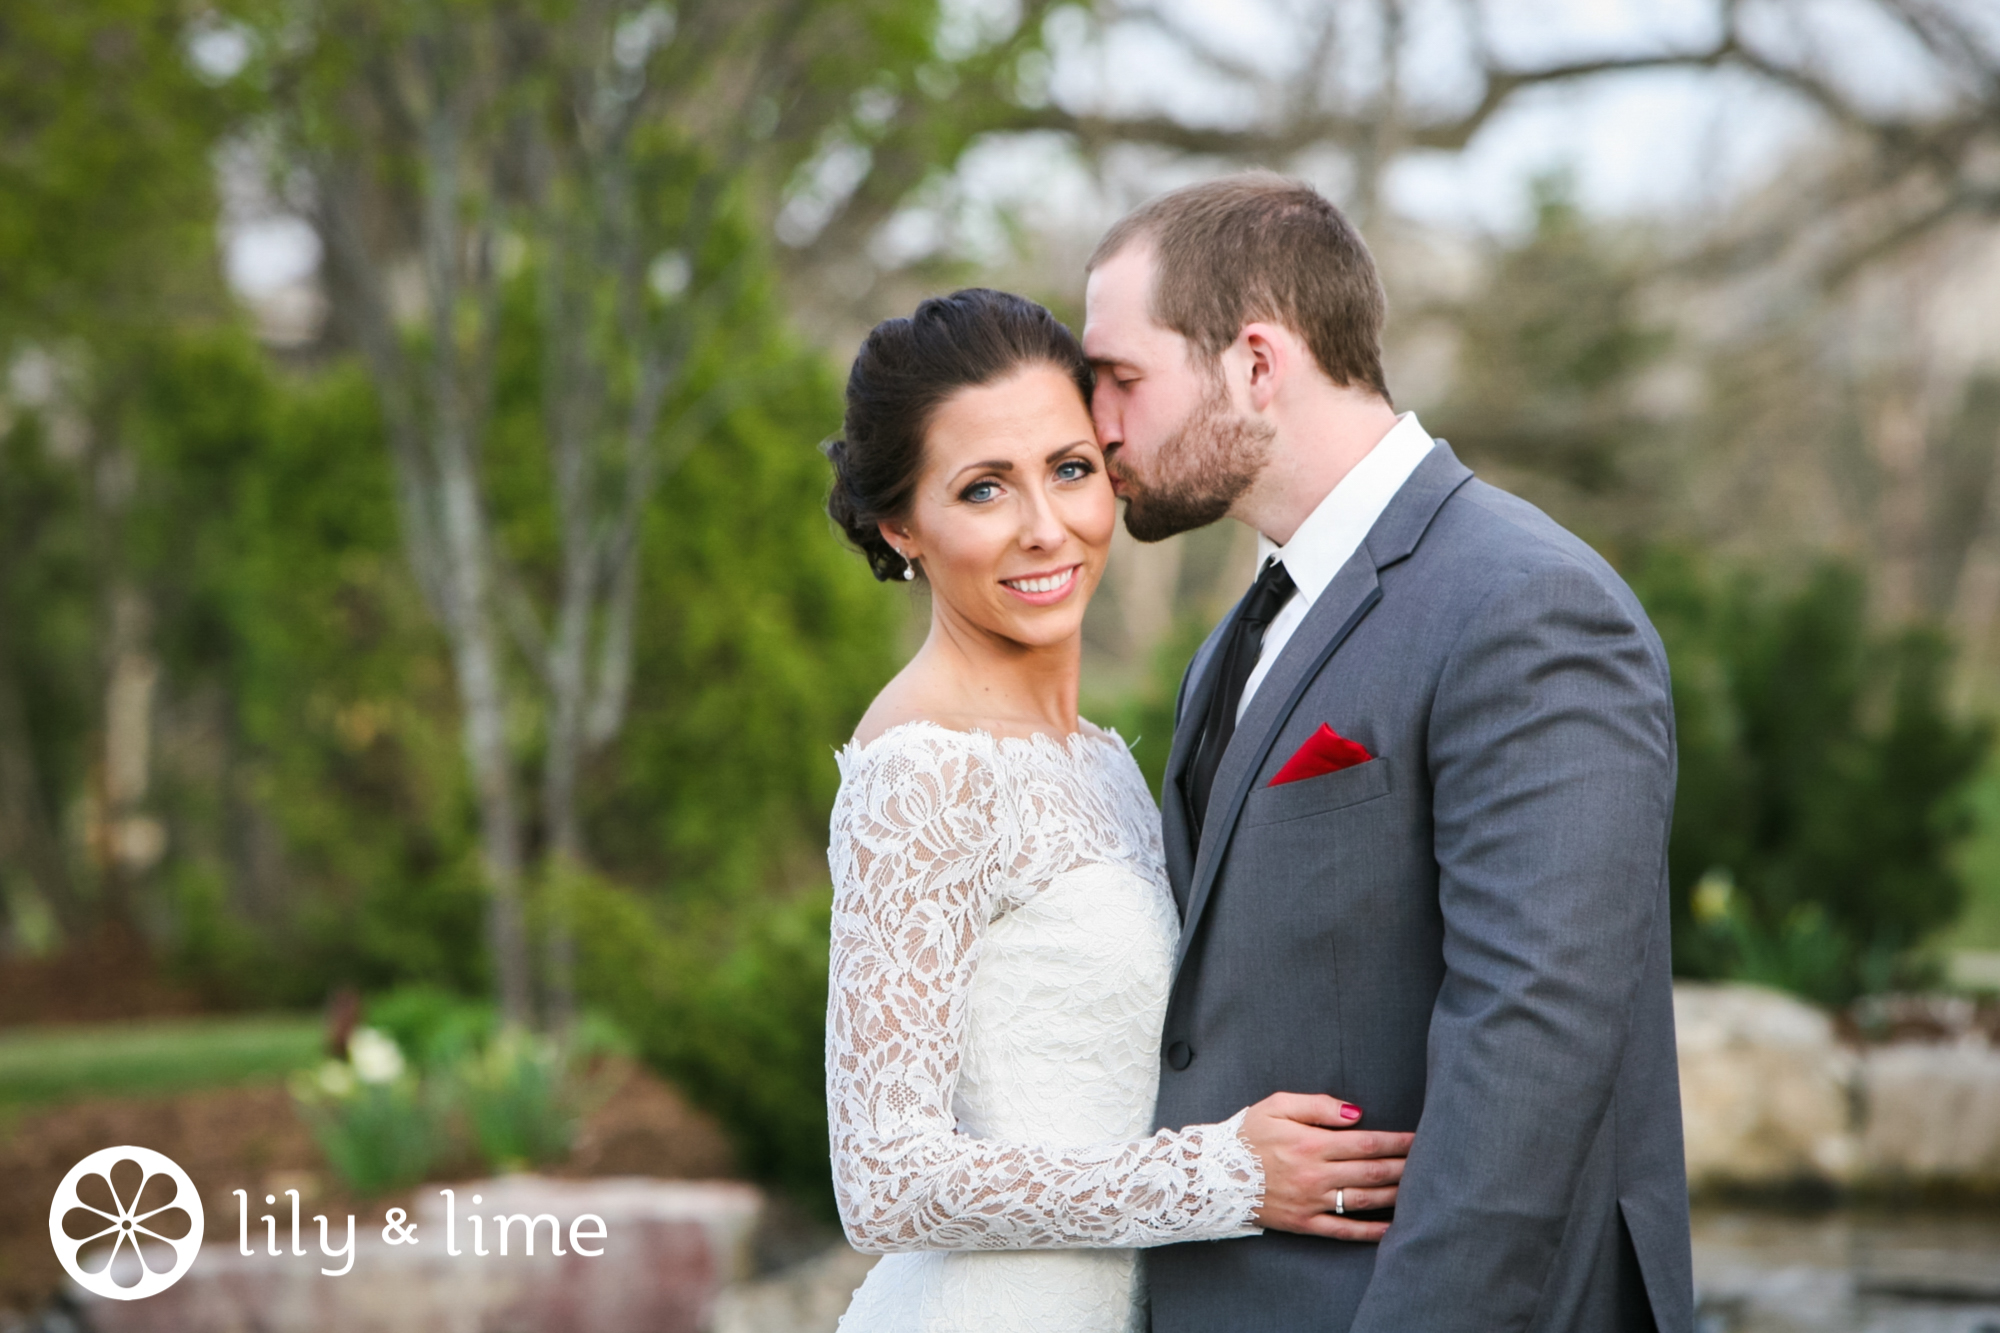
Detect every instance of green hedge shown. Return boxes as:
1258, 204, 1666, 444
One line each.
1634, 552, 1990, 1004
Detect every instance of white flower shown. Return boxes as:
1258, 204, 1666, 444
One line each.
314, 1060, 357, 1099
1692, 867, 1735, 925
348, 1027, 407, 1085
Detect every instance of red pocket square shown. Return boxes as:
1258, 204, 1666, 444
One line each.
1269, 725, 1374, 786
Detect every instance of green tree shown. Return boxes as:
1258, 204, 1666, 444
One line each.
119, 333, 484, 997
1424, 175, 1672, 504
107, 298, 895, 1003
0, 0, 236, 947
1636, 552, 1990, 1004
1424, 177, 1673, 550
239, 0, 1077, 1026
0, 403, 96, 945
0, 0, 230, 345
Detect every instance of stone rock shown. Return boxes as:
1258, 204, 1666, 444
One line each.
711, 1245, 878, 1333
1857, 1042, 2000, 1186
71, 1176, 761, 1333
1674, 982, 1858, 1189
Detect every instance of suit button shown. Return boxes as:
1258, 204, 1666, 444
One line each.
1166, 1041, 1193, 1071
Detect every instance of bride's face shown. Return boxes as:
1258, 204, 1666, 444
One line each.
882, 363, 1114, 651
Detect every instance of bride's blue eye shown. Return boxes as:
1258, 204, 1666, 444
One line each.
1054, 459, 1093, 482
962, 480, 1000, 503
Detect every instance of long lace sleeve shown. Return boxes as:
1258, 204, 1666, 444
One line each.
825, 728, 1264, 1254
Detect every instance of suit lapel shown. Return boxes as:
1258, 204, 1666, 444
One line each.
1169, 440, 1475, 978
1172, 563, 1381, 972
1162, 614, 1235, 913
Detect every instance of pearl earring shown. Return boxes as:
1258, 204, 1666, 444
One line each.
901, 555, 916, 581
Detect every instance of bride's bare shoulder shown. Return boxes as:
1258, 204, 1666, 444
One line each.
1075, 715, 1117, 743
849, 670, 966, 750
850, 682, 1020, 757
848, 659, 1101, 751
850, 703, 931, 750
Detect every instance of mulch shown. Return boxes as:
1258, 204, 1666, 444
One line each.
0, 1056, 738, 1317
0, 932, 213, 1030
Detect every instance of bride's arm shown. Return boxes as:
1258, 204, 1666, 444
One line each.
825, 736, 1265, 1254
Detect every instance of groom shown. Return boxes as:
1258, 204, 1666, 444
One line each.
1083, 174, 1693, 1332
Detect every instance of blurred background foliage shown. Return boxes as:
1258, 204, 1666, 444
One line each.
4, 0, 2000, 1218
1634, 554, 1989, 1006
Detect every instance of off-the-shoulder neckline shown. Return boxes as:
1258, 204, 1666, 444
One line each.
839, 716, 1127, 762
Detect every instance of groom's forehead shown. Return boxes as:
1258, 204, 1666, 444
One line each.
1084, 244, 1152, 318
1083, 245, 1173, 359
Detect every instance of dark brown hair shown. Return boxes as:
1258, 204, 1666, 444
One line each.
825, 288, 1094, 581
1087, 172, 1390, 402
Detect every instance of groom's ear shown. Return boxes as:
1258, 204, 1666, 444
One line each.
1239, 322, 1288, 412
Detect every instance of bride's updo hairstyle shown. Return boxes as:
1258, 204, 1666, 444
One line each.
825, 288, 1094, 582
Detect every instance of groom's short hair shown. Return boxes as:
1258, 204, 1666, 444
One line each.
1088, 172, 1389, 402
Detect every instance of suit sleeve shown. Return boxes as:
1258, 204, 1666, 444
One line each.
1347, 560, 1675, 1332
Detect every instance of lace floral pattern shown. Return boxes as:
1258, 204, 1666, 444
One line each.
825, 721, 1264, 1260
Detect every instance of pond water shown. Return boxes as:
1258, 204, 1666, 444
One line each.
1695, 1208, 2000, 1333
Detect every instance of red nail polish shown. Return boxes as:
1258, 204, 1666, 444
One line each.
1341, 1104, 1362, 1121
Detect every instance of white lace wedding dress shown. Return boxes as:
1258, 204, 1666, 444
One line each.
825, 720, 1265, 1333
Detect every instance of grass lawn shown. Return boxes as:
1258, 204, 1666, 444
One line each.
0, 1013, 324, 1110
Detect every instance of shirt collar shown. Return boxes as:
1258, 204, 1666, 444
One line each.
1255, 411, 1435, 606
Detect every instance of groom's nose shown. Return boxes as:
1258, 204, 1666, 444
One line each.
1090, 382, 1123, 451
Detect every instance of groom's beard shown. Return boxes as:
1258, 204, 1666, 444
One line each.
1117, 379, 1274, 543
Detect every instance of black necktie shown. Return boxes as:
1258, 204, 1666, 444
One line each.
1187, 556, 1296, 839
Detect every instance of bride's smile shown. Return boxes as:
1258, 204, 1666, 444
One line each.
999, 563, 1080, 602
879, 360, 1115, 655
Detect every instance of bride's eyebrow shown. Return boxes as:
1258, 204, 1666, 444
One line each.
947, 442, 1094, 486
948, 459, 1015, 484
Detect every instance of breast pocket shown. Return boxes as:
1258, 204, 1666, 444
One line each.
1243, 756, 1392, 827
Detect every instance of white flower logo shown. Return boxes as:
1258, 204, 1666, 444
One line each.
50, 1146, 204, 1300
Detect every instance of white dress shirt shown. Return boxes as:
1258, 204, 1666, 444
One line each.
1236, 411, 1436, 720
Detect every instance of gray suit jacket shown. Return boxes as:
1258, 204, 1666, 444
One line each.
1147, 441, 1693, 1333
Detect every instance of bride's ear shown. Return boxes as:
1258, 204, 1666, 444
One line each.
878, 518, 917, 564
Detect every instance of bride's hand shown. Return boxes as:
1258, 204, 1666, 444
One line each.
1239, 1092, 1412, 1242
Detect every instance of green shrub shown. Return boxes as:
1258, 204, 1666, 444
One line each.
456, 1026, 583, 1172
1088, 616, 1217, 801
295, 994, 635, 1189
1633, 552, 1990, 1004
290, 1029, 448, 1195
365, 984, 497, 1070
1946, 754, 2000, 951
671, 889, 835, 1204
570, 873, 836, 1215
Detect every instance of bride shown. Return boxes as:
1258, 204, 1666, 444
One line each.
821, 288, 1412, 1333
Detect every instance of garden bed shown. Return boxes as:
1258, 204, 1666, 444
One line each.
0, 1054, 735, 1317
